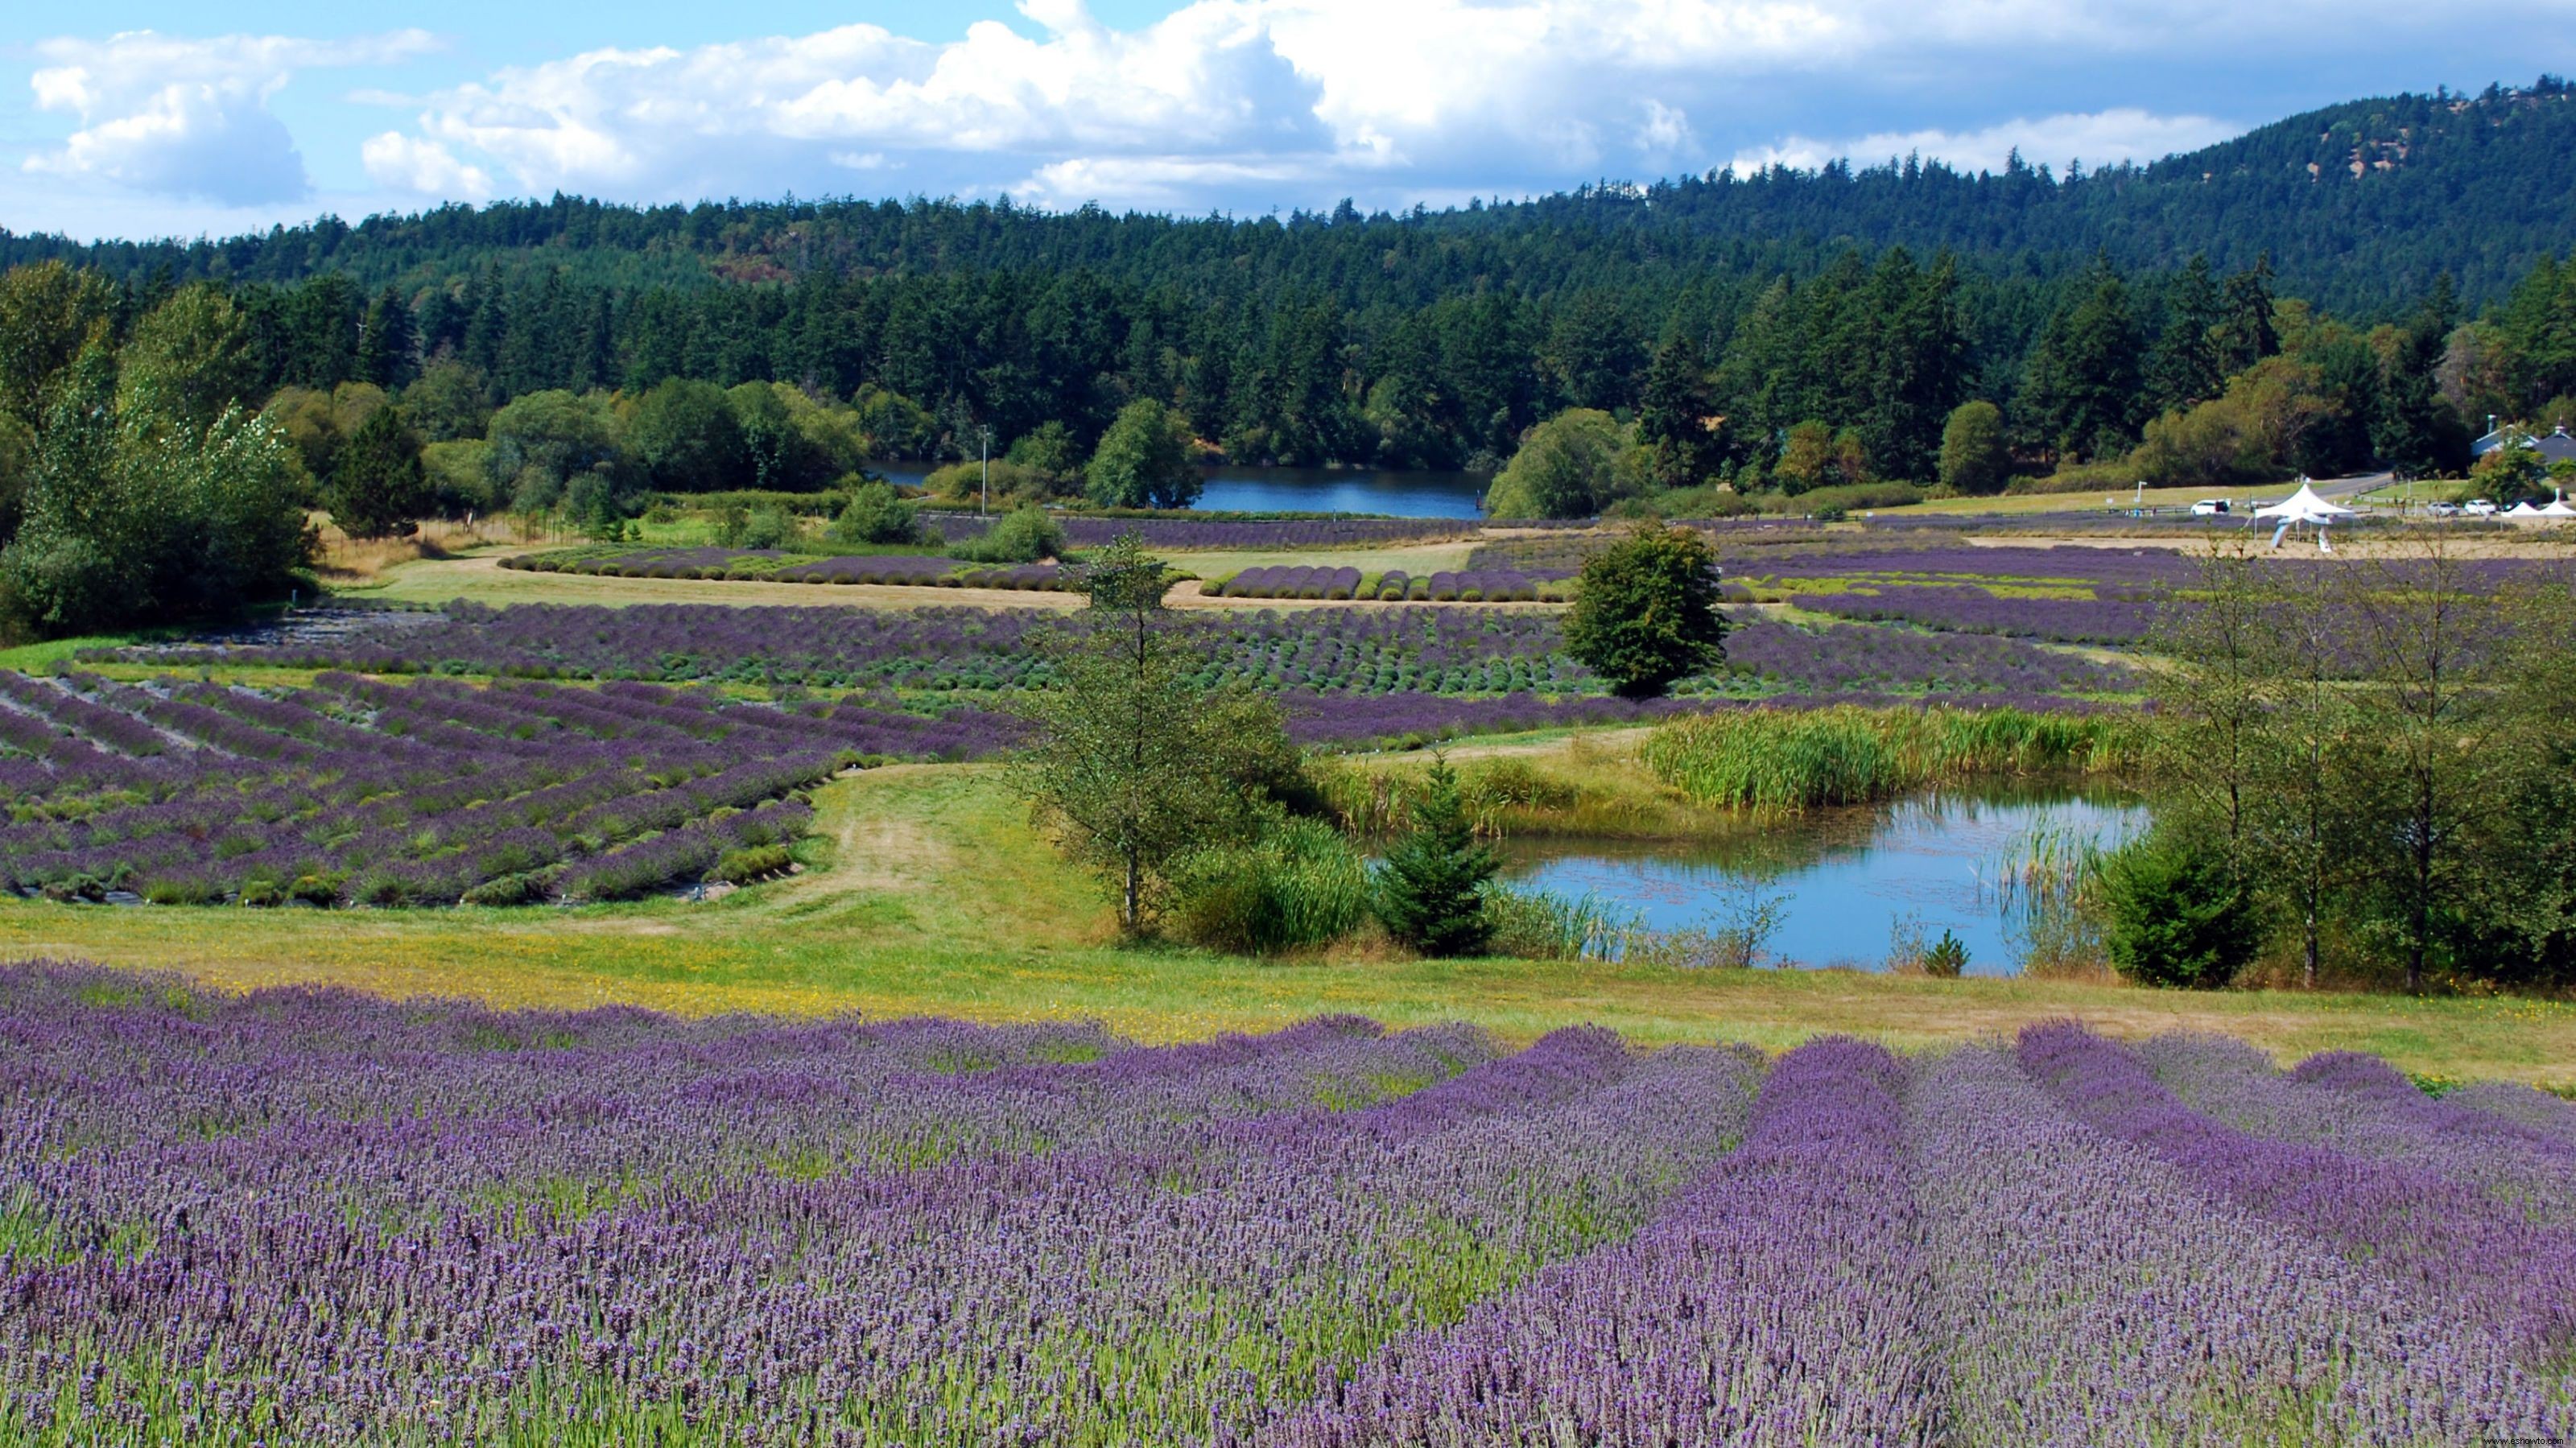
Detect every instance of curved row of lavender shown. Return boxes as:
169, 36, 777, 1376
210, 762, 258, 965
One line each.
3, 966, 2569, 1444
117, 601, 2136, 704
502, 547, 1077, 592
925, 513, 1476, 550
1212, 568, 1563, 604
0, 670, 1018, 906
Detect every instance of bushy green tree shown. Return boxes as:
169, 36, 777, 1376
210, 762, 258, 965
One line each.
0, 342, 312, 637
1936, 400, 2009, 495
326, 405, 431, 538
2100, 831, 2264, 988
827, 481, 920, 546
1084, 401, 1199, 509
628, 378, 746, 492
117, 286, 258, 434
1484, 409, 1640, 518
952, 504, 1065, 563
1563, 524, 1729, 697
1011, 535, 1294, 930
485, 390, 621, 506
1373, 756, 1499, 956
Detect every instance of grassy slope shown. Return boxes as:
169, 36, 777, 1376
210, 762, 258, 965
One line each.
3, 762, 2568, 1083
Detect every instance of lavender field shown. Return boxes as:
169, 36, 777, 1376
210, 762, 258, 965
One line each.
0, 670, 1018, 906
3, 960, 2571, 1445
126, 600, 2139, 707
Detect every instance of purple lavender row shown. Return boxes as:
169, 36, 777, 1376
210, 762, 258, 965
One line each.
1917, 1044, 2569, 1443
2138, 1035, 2576, 1226
2448, 1079, 2576, 1153
0, 970, 1752, 1443
1261, 1037, 1935, 1448
2017, 1023, 2576, 1367
927, 512, 1472, 551
1791, 584, 2160, 645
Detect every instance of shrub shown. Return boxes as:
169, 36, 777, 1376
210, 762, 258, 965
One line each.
1172, 818, 1371, 955
460, 872, 554, 907
1483, 885, 1636, 960
2100, 832, 2261, 989
828, 482, 921, 547
739, 505, 797, 551
952, 505, 1066, 563
1922, 930, 1970, 978
711, 844, 793, 885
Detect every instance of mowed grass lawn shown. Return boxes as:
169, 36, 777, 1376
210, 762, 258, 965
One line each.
4, 762, 2570, 1084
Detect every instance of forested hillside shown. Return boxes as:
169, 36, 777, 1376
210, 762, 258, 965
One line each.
7, 80, 2576, 636
9, 80, 2571, 313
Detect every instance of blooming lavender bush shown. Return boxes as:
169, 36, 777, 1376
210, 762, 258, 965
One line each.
2, 969, 2563, 1445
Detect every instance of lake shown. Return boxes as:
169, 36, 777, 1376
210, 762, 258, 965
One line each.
1500, 786, 2149, 976
869, 463, 1488, 518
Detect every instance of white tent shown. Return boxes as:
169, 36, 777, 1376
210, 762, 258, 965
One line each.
2541, 498, 2576, 518
2504, 501, 2551, 520
2255, 479, 2355, 551
2253, 480, 2356, 522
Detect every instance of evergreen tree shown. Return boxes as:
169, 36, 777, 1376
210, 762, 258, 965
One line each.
2023, 254, 2143, 461
2147, 254, 2226, 413
356, 285, 417, 390
2215, 254, 2280, 375
1373, 755, 1498, 957
1635, 332, 1720, 488
326, 406, 431, 538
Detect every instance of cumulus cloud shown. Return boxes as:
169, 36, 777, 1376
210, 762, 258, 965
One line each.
31, 0, 2565, 225
336, 0, 2319, 212
360, 133, 493, 199
1730, 109, 2243, 177
25, 31, 440, 205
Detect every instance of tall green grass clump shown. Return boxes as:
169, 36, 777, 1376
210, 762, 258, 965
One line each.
1483, 886, 1640, 960
1640, 706, 2139, 813
1172, 818, 1373, 955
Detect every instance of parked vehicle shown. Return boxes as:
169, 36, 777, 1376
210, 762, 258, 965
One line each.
2190, 499, 2230, 517
2426, 501, 2462, 518
2463, 499, 2499, 517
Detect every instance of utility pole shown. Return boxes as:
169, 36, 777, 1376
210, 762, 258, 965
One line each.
979, 426, 995, 517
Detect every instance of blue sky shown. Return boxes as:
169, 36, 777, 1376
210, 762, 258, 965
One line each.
7, 0, 2575, 242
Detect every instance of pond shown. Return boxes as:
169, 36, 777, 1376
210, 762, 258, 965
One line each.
1499, 786, 2149, 976
867, 463, 1488, 518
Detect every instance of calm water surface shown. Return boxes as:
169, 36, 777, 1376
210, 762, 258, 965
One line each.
1501, 787, 2149, 976
870, 464, 1487, 518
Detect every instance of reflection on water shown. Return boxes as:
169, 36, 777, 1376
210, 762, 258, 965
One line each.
867, 463, 1488, 519
1499, 786, 2149, 976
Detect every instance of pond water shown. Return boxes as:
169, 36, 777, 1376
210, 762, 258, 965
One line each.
1500, 786, 2149, 976
868, 463, 1488, 518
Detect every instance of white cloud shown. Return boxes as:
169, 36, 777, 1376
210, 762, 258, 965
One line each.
1731, 109, 2241, 176
361, 132, 493, 199
31, 0, 2564, 228
341, 0, 2306, 212
25, 30, 440, 205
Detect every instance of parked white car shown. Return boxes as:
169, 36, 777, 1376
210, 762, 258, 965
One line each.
2190, 499, 2230, 516
2426, 501, 2462, 518
2462, 499, 2500, 517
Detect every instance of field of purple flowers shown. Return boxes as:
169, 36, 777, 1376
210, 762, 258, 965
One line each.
129, 601, 2138, 708
1210, 567, 1569, 602
929, 512, 1473, 550
0, 670, 1017, 907
3, 961, 2570, 1445
502, 547, 1073, 591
